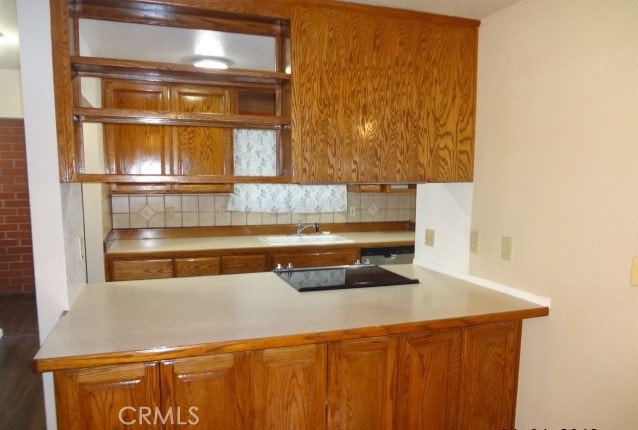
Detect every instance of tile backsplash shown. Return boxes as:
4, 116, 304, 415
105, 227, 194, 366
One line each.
111, 192, 416, 229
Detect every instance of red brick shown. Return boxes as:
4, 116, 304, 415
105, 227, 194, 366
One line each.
9, 261, 34, 270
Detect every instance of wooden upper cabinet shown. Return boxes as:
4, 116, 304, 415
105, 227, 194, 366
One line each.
170, 85, 233, 176
103, 81, 171, 175
291, 5, 478, 183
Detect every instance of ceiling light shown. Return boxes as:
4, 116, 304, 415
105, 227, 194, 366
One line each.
191, 56, 230, 70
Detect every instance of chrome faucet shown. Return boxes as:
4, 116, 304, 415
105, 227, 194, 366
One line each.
296, 221, 319, 235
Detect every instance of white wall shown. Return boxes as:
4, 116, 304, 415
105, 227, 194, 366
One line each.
0, 68, 23, 117
470, 0, 638, 427
17, 0, 87, 427
414, 183, 472, 272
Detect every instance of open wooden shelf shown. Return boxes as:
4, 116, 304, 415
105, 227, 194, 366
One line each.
72, 56, 291, 89
73, 107, 290, 129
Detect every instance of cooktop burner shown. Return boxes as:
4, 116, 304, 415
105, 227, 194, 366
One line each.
274, 264, 419, 292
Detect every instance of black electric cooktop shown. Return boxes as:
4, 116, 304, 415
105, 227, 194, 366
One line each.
275, 264, 419, 292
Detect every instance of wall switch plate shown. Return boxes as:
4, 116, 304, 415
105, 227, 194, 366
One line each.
349, 206, 356, 217
631, 257, 638, 286
216, 208, 228, 221
501, 236, 513, 261
78, 237, 85, 261
470, 231, 479, 253
424, 229, 435, 247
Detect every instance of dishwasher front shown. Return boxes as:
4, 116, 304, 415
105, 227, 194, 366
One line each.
360, 245, 415, 265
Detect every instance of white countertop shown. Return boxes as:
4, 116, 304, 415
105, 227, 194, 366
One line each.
34, 264, 548, 371
106, 231, 415, 254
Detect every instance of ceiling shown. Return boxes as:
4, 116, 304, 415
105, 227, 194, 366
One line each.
0, 0, 524, 71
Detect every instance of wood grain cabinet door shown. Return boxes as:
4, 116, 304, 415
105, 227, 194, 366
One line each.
396, 330, 461, 429
272, 248, 360, 269
457, 321, 522, 430
251, 344, 327, 430
161, 353, 250, 429
292, 6, 477, 183
111, 259, 174, 281
221, 254, 268, 274
174, 257, 221, 277
327, 337, 397, 430
54, 362, 160, 430
103, 80, 171, 175
170, 85, 233, 176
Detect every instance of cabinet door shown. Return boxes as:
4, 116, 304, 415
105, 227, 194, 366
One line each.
252, 344, 327, 430
103, 81, 171, 175
54, 362, 160, 430
174, 257, 221, 277
161, 353, 250, 429
292, 6, 477, 183
221, 254, 268, 274
272, 248, 360, 269
170, 85, 233, 176
396, 330, 461, 429
111, 259, 174, 281
457, 321, 522, 430
327, 337, 397, 430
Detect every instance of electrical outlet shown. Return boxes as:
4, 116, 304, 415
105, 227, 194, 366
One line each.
501, 236, 513, 261
349, 206, 357, 217
424, 229, 435, 247
631, 257, 638, 286
470, 231, 479, 253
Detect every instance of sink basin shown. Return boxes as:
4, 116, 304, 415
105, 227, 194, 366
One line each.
259, 234, 354, 245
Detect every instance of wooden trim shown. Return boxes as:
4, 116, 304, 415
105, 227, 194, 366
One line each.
51, 0, 75, 182
72, 56, 291, 87
33, 309, 547, 372
71, 0, 479, 28
109, 183, 234, 194
73, 107, 289, 129
107, 221, 414, 240
76, 173, 292, 183
75, 3, 285, 36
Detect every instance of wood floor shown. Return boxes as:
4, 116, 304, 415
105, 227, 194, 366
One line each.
0, 293, 46, 429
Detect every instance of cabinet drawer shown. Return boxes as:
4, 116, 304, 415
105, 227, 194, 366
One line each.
112, 259, 174, 281
272, 248, 360, 269
221, 254, 268, 274
174, 257, 221, 277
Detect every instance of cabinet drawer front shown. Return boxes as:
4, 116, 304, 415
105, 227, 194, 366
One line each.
112, 259, 174, 281
221, 254, 268, 274
174, 257, 221, 277
272, 248, 360, 269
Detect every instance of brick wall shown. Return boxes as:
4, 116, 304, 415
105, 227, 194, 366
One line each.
0, 118, 35, 293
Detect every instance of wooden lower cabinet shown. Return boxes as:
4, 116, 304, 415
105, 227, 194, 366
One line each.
54, 362, 160, 430
458, 321, 521, 430
273, 248, 360, 269
53, 322, 522, 429
111, 259, 174, 281
327, 337, 397, 429
252, 344, 327, 430
161, 353, 250, 429
221, 254, 268, 274
174, 257, 220, 277
396, 330, 461, 429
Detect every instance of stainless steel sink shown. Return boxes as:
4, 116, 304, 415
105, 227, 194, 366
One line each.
259, 234, 354, 245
